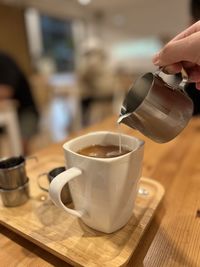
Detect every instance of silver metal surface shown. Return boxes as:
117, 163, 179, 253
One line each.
0, 156, 27, 189
179, 68, 188, 93
0, 179, 30, 207
119, 71, 193, 143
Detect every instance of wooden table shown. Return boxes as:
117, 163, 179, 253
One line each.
1, 115, 200, 267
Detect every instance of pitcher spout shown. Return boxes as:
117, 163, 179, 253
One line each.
117, 113, 131, 124
118, 113, 137, 131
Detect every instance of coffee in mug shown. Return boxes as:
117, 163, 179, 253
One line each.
77, 144, 131, 158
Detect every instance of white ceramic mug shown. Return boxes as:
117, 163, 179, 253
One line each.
49, 131, 144, 233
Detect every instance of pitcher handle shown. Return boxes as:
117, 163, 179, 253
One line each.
49, 167, 84, 218
178, 67, 188, 93
156, 66, 189, 93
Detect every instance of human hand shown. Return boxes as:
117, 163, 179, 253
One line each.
152, 21, 200, 89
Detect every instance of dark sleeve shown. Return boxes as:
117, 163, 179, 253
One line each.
0, 53, 20, 88
14, 72, 39, 121
185, 83, 200, 116
0, 52, 39, 118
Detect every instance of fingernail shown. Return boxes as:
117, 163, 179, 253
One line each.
152, 53, 160, 65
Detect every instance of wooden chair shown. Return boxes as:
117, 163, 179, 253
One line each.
0, 101, 23, 156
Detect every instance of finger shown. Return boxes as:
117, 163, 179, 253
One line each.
196, 82, 200, 90
182, 61, 196, 69
187, 65, 200, 82
153, 33, 200, 66
170, 21, 200, 42
162, 63, 182, 74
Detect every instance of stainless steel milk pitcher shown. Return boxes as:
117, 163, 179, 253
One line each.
118, 69, 193, 143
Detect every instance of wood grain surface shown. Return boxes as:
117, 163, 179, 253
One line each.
0, 115, 200, 267
0, 156, 164, 267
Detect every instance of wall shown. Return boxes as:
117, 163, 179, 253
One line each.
0, 3, 32, 74
0, 0, 191, 74
84, 0, 191, 73
95, 0, 190, 46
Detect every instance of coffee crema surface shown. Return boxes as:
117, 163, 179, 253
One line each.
77, 145, 131, 158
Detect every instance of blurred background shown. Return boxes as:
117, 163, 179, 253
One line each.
0, 0, 193, 156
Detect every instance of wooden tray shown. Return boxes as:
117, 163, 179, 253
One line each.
0, 155, 165, 267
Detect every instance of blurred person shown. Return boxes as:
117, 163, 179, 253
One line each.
0, 51, 39, 154
78, 39, 116, 125
153, 0, 200, 115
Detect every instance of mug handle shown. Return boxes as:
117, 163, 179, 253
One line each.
37, 173, 49, 192
49, 167, 83, 218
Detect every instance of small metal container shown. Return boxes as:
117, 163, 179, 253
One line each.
0, 179, 30, 207
0, 156, 28, 190
37, 167, 72, 204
